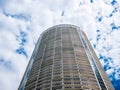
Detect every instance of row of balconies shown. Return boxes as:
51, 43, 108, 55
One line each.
42, 66, 52, 71
63, 66, 78, 70
63, 70, 77, 74
41, 64, 52, 69
76, 56, 90, 63
37, 83, 51, 90
39, 76, 51, 82
63, 65, 77, 68
63, 67, 78, 70
33, 58, 41, 63
25, 77, 36, 90
62, 35, 71, 40
47, 36, 55, 41
62, 46, 73, 50
47, 33, 55, 39
63, 61, 76, 64
39, 73, 51, 78
45, 45, 54, 50
77, 61, 91, 67
63, 63, 76, 66
54, 64, 61, 68
63, 69, 78, 72
53, 66, 61, 70
40, 40, 46, 45
52, 85, 62, 90
82, 84, 100, 90
30, 65, 39, 73
42, 60, 53, 64
48, 30, 55, 35
64, 74, 79, 77
63, 58, 75, 61
54, 62, 62, 69
62, 51, 74, 55
25, 77, 36, 87
53, 72, 61, 75
37, 80, 51, 88
40, 68, 52, 74
62, 38, 71, 42
40, 66, 52, 72
45, 44, 54, 49
56, 35, 61, 41
71, 37, 80, 42
55, 47, 61, 52
62, 57, 75, 60
27, 63, 39, 78
54, 54, 61, 59
28, 71, 38, 79
78, 65, 92, 70
76, 56, 88, 61
64, 84, 82, 89
64, 88, 83, 90
30, 65, 40, 74
46, 36, 55, 41
25, 79, 36, 87
64, 77, 80, 81
37, 78, 51, 86
79, 66, 92, 71
55, 40, 62, 47
35, 75, 99, 89
44, 54, 54, 58
55, 51, 61, 55
79, 69, 94, 74
63, 53, 74, 57
72, 41, 81, 45
56, 29, 61, 34
80, 73, 96, 79
46, 39, 54, 43
43, 56, 53, 62
39, 73, 51, 77
42, 61, 53, 67
62, 47, 73, 52
54, 61, 61, 65
73, 47, 84, 51
71, 32, 81, 38
44, 50, 53, 56
63, 64, 77, 67
52, 77, 62, 82
63, 70, 78, 74
40, 69, 52, 75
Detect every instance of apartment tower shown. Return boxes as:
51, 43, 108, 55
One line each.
19, 24, 114, 90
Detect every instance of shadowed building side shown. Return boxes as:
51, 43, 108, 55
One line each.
18, 24, 114, 90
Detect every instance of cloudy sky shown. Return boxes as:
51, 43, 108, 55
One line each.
0, 0, 120, 90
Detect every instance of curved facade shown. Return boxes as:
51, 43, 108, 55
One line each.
19, 24, 114, 90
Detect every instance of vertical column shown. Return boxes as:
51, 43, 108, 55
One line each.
52, 27, 62, 90
60, 27, 64, 89
62, 26, 76, 89
50, 28, 56, 90
69, 27, 82, 89
35, 31, 49, 90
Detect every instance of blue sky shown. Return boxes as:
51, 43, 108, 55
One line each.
0, 0, 120, 90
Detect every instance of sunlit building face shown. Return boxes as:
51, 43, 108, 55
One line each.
19, 24, 114, 90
